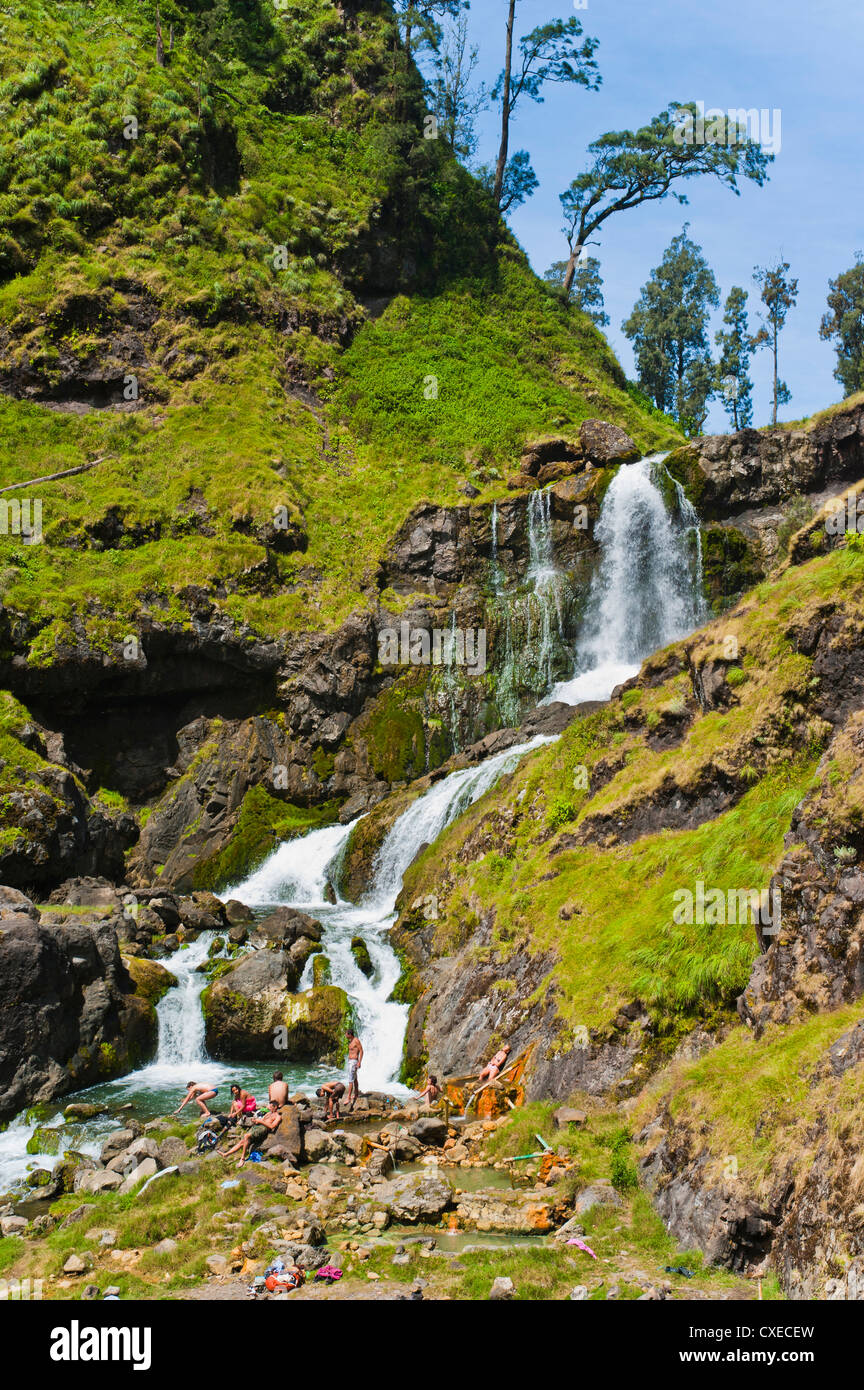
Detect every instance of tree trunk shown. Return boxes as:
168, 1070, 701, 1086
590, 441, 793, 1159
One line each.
562, 244, 581, 300
156, 6, 165, 67
772, 321, 778, 425
492, 0, 517, 208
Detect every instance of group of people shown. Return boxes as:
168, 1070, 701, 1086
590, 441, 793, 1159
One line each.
173, 1032, 512, 1161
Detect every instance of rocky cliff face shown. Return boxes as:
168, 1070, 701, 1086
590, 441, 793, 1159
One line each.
0, 888, 168, 1122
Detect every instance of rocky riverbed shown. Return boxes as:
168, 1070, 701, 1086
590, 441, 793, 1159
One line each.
0, 1091, 766, 1302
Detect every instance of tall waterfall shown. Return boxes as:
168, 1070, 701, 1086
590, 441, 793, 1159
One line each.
547, 454, 705, 705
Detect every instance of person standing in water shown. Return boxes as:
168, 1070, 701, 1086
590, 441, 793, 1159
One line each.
175, 1081, 218, 1117
345, 1030, 363, 1111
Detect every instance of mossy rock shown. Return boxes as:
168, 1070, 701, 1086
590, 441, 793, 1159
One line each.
123, 954, 178, 1006
26, 1124, 65, 1156
338, 783, 419, 902
311, 953, 331, 987
701, 525, 764, 606
203, 948, 353, 1063
192, 789, 343, 892
351, 935, 374, 977
26, 1167, 54, 1188
351, 670, 447, 785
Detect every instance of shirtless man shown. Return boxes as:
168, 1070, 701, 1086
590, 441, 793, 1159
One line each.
477, 1044, 511, 1086
218, 1100, 281, 1168
345, 1030, 363, 1110
316, 1080, 346, 1120
175, 1081, 218, 1117
269, 1071, 289, 1107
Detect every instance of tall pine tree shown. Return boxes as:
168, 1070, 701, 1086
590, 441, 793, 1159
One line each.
715, 287, 753, 429
819, 255, 864, 397
623, 228, 718, 434
752, 260, 798, 425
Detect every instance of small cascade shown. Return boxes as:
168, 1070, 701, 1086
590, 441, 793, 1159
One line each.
494, 488, 574, 722
547, 453, 705, 705
139, 933, 220, 1082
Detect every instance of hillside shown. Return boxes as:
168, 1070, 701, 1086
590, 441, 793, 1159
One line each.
2, 0, 864, 1309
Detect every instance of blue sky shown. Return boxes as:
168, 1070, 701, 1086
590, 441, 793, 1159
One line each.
427, 0, 863, 431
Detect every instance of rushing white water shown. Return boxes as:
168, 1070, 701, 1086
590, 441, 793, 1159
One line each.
230, 735, 553, 1094
547, 454, 705, 705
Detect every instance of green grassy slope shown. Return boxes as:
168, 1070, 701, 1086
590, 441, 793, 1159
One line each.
0, 0, 678, 661
396, 541, 864, 1041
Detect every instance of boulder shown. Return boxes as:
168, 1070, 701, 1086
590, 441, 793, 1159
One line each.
409, 1117, 449, 1147
303, 1128, 335, 1162
261, 1105, 303, 1166
489, 1275, 515, 1300
74, 1169, 123, 1195
350, 936, 374, 978
579, 418, 639, 465
251, 907, 323, 948
100, 1129, 137, 1163
306, 1164, 342, 1192
203, 956, 352, 1063
119, 1158, 159, 1194
519, 436, 583, 477
0, 917, 161, 1124
63, 1102, 108, 1121
379, 1172, 454, 1223
225, 899, 253, 925
553, 1107, 587, 1129
157, 1136, 190, 1168
0, 1215, 27, 1236
125, 1137, 161, 1165
0, 886, 40, 921
571, 1181, 623, 1216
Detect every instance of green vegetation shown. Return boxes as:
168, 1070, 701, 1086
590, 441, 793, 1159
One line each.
0, 0, 674, 675
192, 787, 341, 891
397, 542, 864, 1037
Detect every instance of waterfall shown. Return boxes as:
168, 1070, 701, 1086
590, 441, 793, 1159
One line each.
230, 735, 552, 1092
494, 489, 573, 722
143, 934, 220, 1080
547, 453, 705, 706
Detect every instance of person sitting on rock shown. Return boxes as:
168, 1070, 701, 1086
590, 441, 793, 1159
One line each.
269, 1072, 290, 1107
316, 1081, 346, 1120
228, 1083, 257, 1124
175, 1081, 218, 1117
477, 1044, 511, 1086
415, 1075, 441, 1107
219, 1100, 281, 1167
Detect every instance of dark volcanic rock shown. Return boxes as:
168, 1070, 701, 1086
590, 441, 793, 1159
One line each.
579, 419, 639, 465
0, 913, 159, 1123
